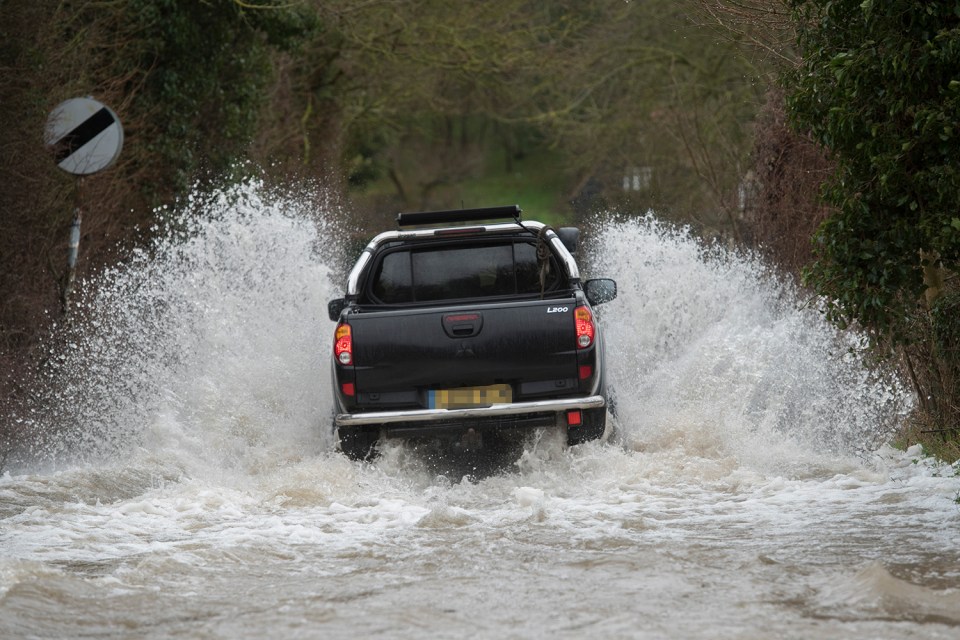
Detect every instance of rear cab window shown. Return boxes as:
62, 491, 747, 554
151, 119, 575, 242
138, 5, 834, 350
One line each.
364, 239, 564, 304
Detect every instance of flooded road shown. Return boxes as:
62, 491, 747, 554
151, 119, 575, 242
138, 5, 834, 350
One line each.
2, 186, 958, 638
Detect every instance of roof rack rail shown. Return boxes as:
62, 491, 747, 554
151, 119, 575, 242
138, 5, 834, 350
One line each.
396, 205, 521, 227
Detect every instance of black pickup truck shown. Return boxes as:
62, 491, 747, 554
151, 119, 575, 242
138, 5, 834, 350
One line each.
326, 205, 617, 460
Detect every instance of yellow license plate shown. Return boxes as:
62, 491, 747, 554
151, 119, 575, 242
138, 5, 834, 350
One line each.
429, 384, 513, 409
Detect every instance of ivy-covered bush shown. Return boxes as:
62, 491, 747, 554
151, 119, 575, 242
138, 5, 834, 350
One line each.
786, 0, 960, 450
786, 0, 960, 341
115, 0, 319, 197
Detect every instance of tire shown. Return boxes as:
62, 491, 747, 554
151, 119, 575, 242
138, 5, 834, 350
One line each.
337, 426, 381, 461
567, 406, 607, 446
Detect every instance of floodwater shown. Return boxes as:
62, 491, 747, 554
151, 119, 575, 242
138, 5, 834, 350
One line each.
2, 183, 958, 639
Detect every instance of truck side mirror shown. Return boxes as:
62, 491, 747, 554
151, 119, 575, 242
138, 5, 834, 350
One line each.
328, 298, 346, 321
584, 278, 617, 306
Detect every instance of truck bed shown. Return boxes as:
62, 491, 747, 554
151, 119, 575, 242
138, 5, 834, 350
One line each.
348, 297, 582, 411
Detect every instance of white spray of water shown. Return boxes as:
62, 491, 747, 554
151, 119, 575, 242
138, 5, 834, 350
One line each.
586, 215, 910, 471
10, 190, 910, 480
13, 180, 343, 477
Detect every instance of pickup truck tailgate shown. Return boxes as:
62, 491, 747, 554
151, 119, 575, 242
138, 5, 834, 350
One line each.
350, 298, 579, 402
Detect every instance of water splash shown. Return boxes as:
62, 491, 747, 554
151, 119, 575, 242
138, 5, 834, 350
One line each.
586, 215, 911, 470
11, 179, 344, 475
8, 192, 911, 478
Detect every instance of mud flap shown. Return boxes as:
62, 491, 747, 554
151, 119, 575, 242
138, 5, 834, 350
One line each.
567, 407, 607, 446
337, 426, 381, 461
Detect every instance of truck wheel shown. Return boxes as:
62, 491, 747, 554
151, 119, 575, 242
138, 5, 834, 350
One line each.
567, 407, 606, 446
337, 426, 380, 461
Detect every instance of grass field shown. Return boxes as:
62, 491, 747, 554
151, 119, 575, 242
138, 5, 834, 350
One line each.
348, 148, 576, 228
457, 151, 575, 227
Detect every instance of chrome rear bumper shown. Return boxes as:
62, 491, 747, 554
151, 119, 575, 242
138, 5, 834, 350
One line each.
335, 395, 605, 427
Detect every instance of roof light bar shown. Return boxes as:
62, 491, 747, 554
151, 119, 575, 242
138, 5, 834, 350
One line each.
396, 205, 521, 227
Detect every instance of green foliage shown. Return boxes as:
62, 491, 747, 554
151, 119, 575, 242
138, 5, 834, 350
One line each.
786, 0, 960, 342
116, 0, 319, 196
931, 291, 960, 356
326, 0, 769, 227
456, 149, 572, 226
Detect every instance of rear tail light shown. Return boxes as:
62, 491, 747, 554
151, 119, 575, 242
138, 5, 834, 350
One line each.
567, 410, 582, 426
334, 323, 353, 365
574, 306, 595, 349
